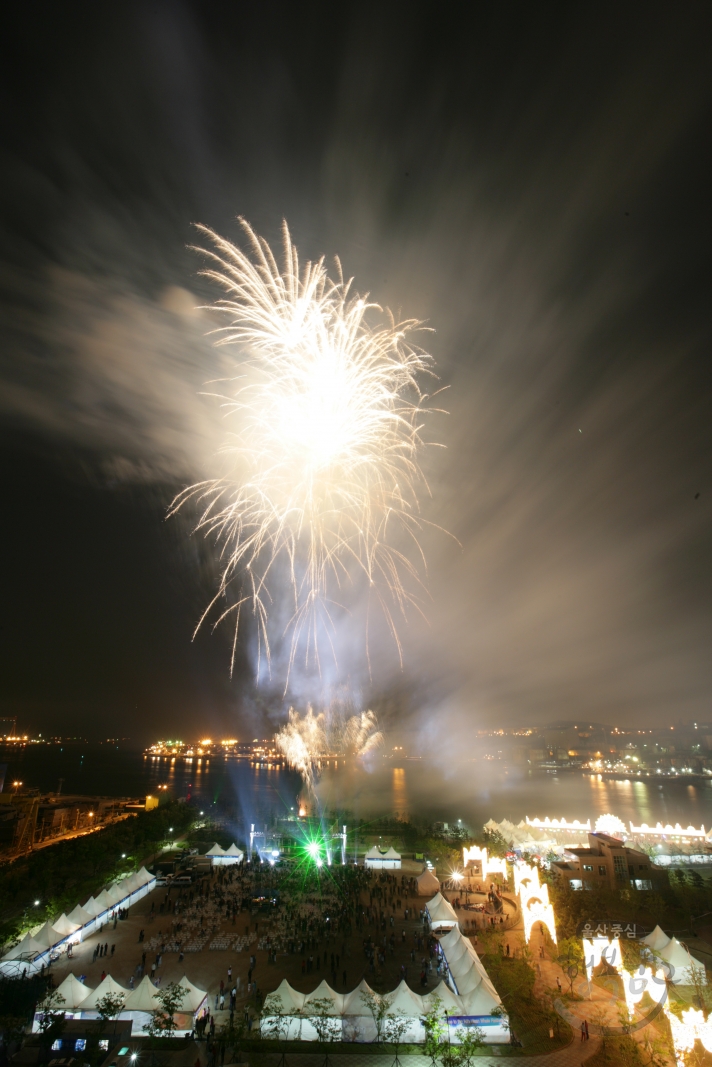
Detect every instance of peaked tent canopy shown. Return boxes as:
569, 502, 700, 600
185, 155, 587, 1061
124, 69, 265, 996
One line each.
342, 979, 378, 1016
658, 937, 706, 984
225, 843, 244, 857
2, 934, 46, 961
206, 843, 226, 856
53, 974, 91, 1011
117, 874, 140, 896
51, 915, 81, 938
643, 925, 671, 952
92, 890, 114, 912
425, 892, 459, 928
125, 975, 160, 1012
265, 980, 306, 1013
67, 904, 94, 927
459, 984, 502, 1015
104, 884, 125, 906
177, 975, 209, 1012
303, 980, 345, 1014
81, 897, 102, 919
80, 975, 128, 1011
364, 845, 401, 869
32, 921, 65, 949
423, 981, 461, 1014
386, 980, 424, 1016
416, 870, 440, 896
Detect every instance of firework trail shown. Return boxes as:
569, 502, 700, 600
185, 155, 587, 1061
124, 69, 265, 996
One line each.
274, 706, 383, 794
170, 219, 444, 680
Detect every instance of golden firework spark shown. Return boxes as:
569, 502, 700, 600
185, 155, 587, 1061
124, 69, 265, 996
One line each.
171, 219, 443, 678
274, 706, 383, 794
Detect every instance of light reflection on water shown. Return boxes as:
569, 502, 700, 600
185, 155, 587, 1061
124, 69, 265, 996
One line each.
3, 747, 711, 829
316, 761, 712, 828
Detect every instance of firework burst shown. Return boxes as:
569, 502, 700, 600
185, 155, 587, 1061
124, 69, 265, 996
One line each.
275, 705, 383, 794
170, 218, 443, 679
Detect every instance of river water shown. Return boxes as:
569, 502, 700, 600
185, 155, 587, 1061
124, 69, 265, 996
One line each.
2, 746, 712, 835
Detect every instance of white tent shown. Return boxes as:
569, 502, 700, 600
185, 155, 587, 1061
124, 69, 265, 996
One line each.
51, 914, 81, 940
643, 925, 671, 952
177, 975, 209, 1014
1, 932, 46, 961
262, 980, 307, 1039
124, 975, 160, 1012
103, 883, 125, 907
92, 889, 115, 915
80, 975, 128, 1013
128, 867, 156, 903
438, 926, 504, 1020
383, 981, 425, 1041
81, 896, 102, 919
116, 873, 140, 896
416, 869, 440, 896
426, 892, 459, 929
658, 937, 707, 986
259, 972, 509, 1046
423, 981, 461, 1014
211, 842, 244, 866
265, 979, 306, 1013
1, 930, 47, 974
32, 974, 91, 1029
299, 981, 345, 1041
303, 980, 344, 1014
342, 978, 377, 1016
67, 903, 94, 927
120, 975, 161, 1033
206, 843, 226, 856
54, 974, 91, 1012
364, 845, 401, 869
32, 921, 66, 950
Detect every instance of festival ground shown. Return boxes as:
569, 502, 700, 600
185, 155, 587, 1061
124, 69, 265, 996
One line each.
44, 861, 680, 1064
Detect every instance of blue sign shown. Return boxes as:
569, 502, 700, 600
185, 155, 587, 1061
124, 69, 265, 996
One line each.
448, 1016, 500, 1027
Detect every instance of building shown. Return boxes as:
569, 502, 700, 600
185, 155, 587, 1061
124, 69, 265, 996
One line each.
551, 832, 662, 891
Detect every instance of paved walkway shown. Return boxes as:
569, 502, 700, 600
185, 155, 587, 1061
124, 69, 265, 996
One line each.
239, 1041, 600, 1067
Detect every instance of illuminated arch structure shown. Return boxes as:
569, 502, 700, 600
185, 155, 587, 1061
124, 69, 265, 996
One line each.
582, 936, 623, 981
665, 1004, 712, 1066
514, 862, 557, 945
462, 846, 508, 881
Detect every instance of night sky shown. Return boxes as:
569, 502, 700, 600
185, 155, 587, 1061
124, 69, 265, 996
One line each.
1, 4, 712, 745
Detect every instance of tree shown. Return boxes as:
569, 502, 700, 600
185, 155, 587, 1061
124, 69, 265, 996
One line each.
556, 937, 584, 996
421, 996, 447, 1065
261, 993, 296, 1067
454, 1025, 486, 1067
382, 1008, 411, 1067
360, 989, 391, 1046
640, 1026, 673, 1067
145, 982, 184, 1067
306, 998, 340, 1067
36, 990, 66, 1061
96, 991, 126, 1038
149, 982, 185, 1037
